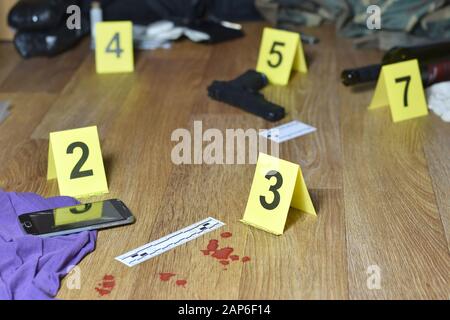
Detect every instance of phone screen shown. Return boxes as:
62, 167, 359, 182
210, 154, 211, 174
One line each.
18, 200, 129, 236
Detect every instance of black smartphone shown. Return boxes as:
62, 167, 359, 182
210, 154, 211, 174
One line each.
18, 199, 135, 237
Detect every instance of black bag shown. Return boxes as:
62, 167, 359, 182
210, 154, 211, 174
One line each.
8, 0, 78, 30
14, 19, 87, 58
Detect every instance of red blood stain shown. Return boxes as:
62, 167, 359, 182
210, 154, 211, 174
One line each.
211, 247, 233, 260
220, 232, 232, 238
176, 279, 187, 287
159, 273, 176, 281
201, 237, 251, 268
95, 274, 115, 296
207, 239, 219, 251
102, 281, 115, 289
230, 255, 239, 261
95, 288, 110, 296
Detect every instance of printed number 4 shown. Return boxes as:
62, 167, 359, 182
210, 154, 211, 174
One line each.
67, 142, 94, 179
395, 76, 411, 107
260, 170, 283, 210
267, 41, 285, 68
106, 32, 124, 58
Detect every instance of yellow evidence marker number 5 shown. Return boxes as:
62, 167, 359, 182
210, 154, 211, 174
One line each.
47, 126, 109, 198
241, 153, 316, 235
95, 21, 134, 74
256, 28, 308, 86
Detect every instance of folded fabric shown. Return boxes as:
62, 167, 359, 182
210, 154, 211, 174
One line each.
255, 0, 450, 50
0, 191, 96, 300
426, 81, 450, 122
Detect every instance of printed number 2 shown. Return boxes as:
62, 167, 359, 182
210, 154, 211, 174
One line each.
260, 170, 283, 210
395, 76, 411, 107
106, 32, 124, 58
67, 142, 94, 179
267, 41, 285, 68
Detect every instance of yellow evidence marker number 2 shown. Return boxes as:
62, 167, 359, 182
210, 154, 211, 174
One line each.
241, 153, 316, 235
95, 21, 134, 74
368, 59, 428, 122
47, 126, 109, 198
256, 27, 308, 86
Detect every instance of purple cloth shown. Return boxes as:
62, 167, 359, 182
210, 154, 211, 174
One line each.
0, 191, 96, 300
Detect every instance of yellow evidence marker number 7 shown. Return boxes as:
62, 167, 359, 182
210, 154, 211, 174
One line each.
369, 59, 428, 122
47, 126, 109, 198
241, 153, 316, 235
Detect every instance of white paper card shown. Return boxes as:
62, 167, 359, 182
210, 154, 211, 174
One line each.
115, 217, 225, 267
259, 120, 316, 143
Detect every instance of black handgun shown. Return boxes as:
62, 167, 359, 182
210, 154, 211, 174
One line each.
207, 70, 285, 122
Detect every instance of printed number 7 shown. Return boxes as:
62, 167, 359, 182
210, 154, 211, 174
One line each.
260, 170, 283, 210
395, 76, 411, 107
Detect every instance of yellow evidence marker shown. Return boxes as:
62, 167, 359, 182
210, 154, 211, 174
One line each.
368, 59, 428, 122
256, 27, 308, 86
47, 126, 109, 198
54, 202, 103, 226
95, 21, 134, 74
241, 153, 316, 235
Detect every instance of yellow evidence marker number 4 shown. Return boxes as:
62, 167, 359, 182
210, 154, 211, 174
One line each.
47, 126, 109, 198
256, 27, 308, 86
241, 153, 316, 235
95, 21, 134, 74
369, 59, 428, 122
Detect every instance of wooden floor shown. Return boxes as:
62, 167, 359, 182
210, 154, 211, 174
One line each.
0, 23, 449, 300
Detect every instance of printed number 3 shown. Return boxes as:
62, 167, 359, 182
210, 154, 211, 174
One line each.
67, 142, 94, 179
260, 170, 283, 210
106, 32, 124, 58
267, 41, 285, 68
70, 204, 92, 214
395, 76, 411, 107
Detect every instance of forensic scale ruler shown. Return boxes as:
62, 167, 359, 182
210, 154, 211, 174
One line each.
115, 217, 225, 267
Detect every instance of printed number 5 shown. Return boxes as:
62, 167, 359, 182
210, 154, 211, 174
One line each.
267, 41, 285, 68
67, 142, 94, 179
395, 76, 411, 107
260, 170, 283, 210
106, 32, 124, 58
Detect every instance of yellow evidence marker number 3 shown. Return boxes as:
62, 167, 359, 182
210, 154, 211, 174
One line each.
256, 27, 308, 86
95, 21, 134, 74
47, 126, 109, 198
369, 59, 428, 122
241, 153, 316, 235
